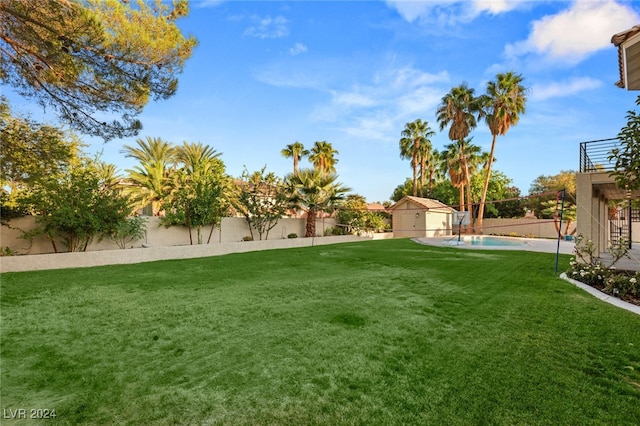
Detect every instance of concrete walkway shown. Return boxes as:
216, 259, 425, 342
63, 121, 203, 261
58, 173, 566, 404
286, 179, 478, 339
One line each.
599, 247, 640, 272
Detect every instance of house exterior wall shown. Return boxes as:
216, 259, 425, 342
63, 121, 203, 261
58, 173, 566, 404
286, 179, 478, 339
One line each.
576, 172, 615, 254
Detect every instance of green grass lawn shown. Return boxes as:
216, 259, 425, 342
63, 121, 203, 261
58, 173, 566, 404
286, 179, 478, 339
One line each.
2, 238, 639, 425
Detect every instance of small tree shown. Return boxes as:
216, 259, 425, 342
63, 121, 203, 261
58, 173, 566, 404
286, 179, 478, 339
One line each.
610, 95, 640, 191
19, 159, 133, 252
162, 169, 230, 245
336, 194, 387, 235
233, 167, 291, 241
541, 200, 577, 238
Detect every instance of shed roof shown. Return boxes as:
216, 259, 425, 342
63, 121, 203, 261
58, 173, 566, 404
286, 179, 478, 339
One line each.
389, 196, 456, 213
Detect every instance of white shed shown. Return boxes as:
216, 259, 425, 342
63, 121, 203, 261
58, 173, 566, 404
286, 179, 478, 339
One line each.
390, 196, 456, 238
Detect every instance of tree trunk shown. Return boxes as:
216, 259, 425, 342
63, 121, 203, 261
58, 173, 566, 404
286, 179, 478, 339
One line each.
206, 222, 215, 244
464, 162, 473, 234
306, 207, 317, 237
477, 134, 498, 233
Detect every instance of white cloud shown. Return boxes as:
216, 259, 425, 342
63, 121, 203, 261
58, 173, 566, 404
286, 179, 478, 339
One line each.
472, 0, 520, 15
316, 66, 449, 141
384, 0, 526, 24
330, 90, 378, 108
196, 0, 224, 8
289, 42, 308, 56
505, 0, 640, 64
244, 15, 289, 39
530, 77, 603, 101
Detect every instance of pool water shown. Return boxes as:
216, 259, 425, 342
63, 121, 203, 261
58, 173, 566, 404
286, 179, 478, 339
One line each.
468, 236, 525, 246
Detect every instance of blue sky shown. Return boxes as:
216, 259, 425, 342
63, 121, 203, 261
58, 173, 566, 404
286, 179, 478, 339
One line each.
3, 0, 640, 202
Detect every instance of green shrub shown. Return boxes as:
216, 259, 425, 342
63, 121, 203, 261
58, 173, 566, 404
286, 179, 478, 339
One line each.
0, 246, 16, 256
566, 234, 638, 302
111, 216, 147, 249
287, 233, 297, 239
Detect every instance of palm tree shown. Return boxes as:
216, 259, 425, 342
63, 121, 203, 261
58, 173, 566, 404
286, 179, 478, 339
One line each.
399, 119, 435, 196
442, 138, 485, 232
287, 168, 350, 237
436, 83, 484, 226
416, 140, 434, 197
121, 136, 176, 215
175, 141, 222, 175
442, 145, 465, 213
424, 149, 443, 198
436, 83, 484, 142
309, 141, 339, 174
477, 71, 527, 231
281, 141, 309, 175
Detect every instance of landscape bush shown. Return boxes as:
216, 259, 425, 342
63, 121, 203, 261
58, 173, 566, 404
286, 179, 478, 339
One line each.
566, 234, 639, 303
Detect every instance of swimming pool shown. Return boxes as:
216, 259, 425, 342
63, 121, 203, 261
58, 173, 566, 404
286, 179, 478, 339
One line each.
468, 236, 526, 246
443, 236, 527, 247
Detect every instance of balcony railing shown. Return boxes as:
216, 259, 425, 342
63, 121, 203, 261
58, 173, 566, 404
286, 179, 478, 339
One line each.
579, 137, 621, 172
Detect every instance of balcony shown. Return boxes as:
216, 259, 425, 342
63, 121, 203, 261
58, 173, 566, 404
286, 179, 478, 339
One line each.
579, 137, 620, 172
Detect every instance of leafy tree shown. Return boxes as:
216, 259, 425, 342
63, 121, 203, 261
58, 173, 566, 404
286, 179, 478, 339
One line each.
336, 194, 387, 235
470, 173, 524, 219
610, 95, 640, 191
309, 141, 339, 174
477, 72, 527, 230
0, 100, 81, 195
233, 167, 291, 241
399, 119, 435, 196
162, 142, 229, 245
541, 199, 577, 238
0, 0, 197, 139
430, 180, 458, 207
162, 167, 230, 245
390, 178, 414, 202
528, 170, 576, 218
122, 136, 176, 215
281, 141, 309, 175
287, 168, 350, 237
489, 186, 526, 219
18, 158, 133, 252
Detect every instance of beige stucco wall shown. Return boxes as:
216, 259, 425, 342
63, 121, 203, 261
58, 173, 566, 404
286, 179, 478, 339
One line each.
0, 235, 369, 273
0, 216, 336, 255
481, 218, 573, 239
576, 172, 616, 254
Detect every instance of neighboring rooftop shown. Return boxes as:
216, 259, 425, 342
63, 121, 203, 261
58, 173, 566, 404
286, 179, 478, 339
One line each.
612, 24, 640, 90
